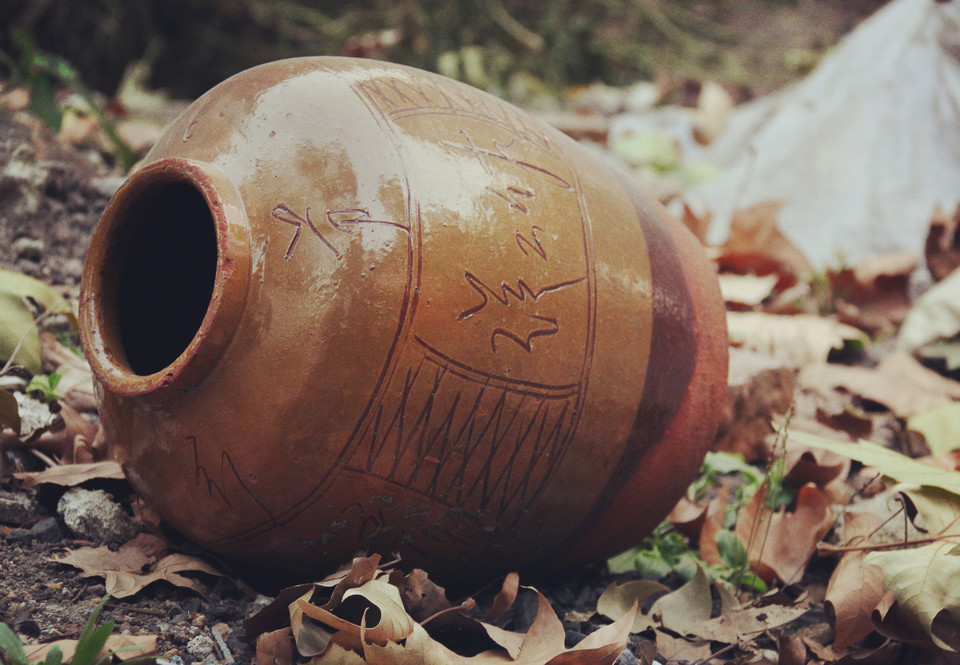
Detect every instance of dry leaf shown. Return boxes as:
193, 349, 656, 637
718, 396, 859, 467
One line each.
866, 542, 960, 651
798, 353, 960, 418
51, 533, 222, 598
256, 628, 294, 665
716, 202, 813, 288
23, 634, 156, 664
824, 511, 886, 648
789, 432, 960, 498
735, 483, 833, 585
727, 312, 867, 367
719, 273, 779, 307
295, 579, 415, 650
689, 602, 809, 643
908, 403, 960, 457
715, 347, 795, 462
654, 629, 712, 663
830, 251, 917, 336
391, 569, 451, 622
597, 565, 712, 636
925, 203, 960, 282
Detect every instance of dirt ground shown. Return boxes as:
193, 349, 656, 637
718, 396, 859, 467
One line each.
0, 2, 902, 664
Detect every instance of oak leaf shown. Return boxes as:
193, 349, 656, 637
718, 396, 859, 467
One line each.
51, 533, 222, 598
866, 542, 960, 651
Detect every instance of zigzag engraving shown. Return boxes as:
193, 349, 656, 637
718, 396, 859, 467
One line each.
344, 353, 575, 522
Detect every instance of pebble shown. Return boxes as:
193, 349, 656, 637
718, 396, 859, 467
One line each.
185, 635, 215, 660
0, 490, 41, 526
57, 487, 139, 544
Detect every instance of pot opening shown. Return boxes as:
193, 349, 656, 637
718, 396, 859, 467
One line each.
109, 180, 218, 376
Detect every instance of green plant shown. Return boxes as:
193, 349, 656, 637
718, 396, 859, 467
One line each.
25, 372, 62, 404
0, 596, 149, 665
0, 30, 135, 172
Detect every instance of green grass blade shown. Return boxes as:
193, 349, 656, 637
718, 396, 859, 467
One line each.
0, 622, 29, 665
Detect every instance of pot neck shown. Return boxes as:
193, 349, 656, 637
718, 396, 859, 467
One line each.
80, 158, 251, 398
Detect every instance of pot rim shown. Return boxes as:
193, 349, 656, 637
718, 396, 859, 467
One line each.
79, 157, 251, 397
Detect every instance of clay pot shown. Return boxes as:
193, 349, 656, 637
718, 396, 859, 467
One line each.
80, 57, 727, 580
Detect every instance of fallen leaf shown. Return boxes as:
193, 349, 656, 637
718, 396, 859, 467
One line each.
597, 565, 712, 636
716, 202, 813, 289
925, 203, 960, 282
714, 347, 795, 462
654, 629, 712, 663
829, 251, 917, 336
256, 628, 294, 665
908, 403, 960, 457
824, 511, 886, 648
797, 353, 960, 418
689, 602, 809, 643
727, 312, 867, 367
0, 389, 20, 433
14, 461, 125, 488
0, 269, 74, 374
295, 579, 415, 649
391, 569, 451, 623
898, 263, 960, 355
866, 542, 960, 651
735, 483, 833, 584
485, 572, 519, 622
51, 533, 222, 598
789, 432, 960, 498
719, 273, 779, 307
23, 633, 156, 664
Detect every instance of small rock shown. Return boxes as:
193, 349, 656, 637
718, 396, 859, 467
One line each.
12, 236, 43, 262
29, 516, 64, 543
0, 490, 41, 526
186, 635, 215, 661
57, 488, 139, 544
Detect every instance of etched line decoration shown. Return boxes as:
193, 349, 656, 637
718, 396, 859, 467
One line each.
271, 204, 409, 260
186, 435, 279, 527
341, 349, 577, 528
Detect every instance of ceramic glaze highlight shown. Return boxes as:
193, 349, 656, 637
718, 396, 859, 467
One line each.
79, 57, 728, 580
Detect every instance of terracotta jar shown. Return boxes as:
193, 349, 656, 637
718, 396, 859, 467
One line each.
80, 57, 727, 580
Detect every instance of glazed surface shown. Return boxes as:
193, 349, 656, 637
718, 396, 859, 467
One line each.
81, 57, 726, 578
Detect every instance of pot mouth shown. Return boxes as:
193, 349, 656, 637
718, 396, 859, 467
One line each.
80, 158, 250, 397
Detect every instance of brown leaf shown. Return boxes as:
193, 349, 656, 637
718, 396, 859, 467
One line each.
391, 569, 451, 622
654, 629, 712, 663
598, 565, 712, 636
798, 353, 960, 418
256, 628, 294, 665
486, 572, 519, 622
51, 533, 220, 598
697, 485, 730, 568
727, 312, 868, 368
689, 602, 809, 643
715, 347, 795, 462
295, 579, 415, 649
716, 202, 813, 289
735, 483, 834, 584
14, 461, 125, 487
23, 634, 156, 664
831, 251, 917, 336
824, 512, 886, 648
925, 203, 960, 282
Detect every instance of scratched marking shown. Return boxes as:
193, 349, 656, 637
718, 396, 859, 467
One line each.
441, 130, 572, 190
343, 353, 576, 523
515, 226, 546, 259
271, 205, 408, 260
186, 435, 278, 526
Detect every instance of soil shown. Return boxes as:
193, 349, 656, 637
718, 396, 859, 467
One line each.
0, 2, 898, 663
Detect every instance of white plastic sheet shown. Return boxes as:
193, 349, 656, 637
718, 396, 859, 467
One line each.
685, 0, 960, 266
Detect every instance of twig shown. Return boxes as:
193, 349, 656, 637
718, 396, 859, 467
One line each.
817, 534, 960, 555
211, 626, 235, 664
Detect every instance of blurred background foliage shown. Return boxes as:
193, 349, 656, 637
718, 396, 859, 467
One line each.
0, 0, 885, 106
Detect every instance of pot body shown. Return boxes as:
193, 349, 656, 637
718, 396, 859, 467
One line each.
80, 57, 727, 579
